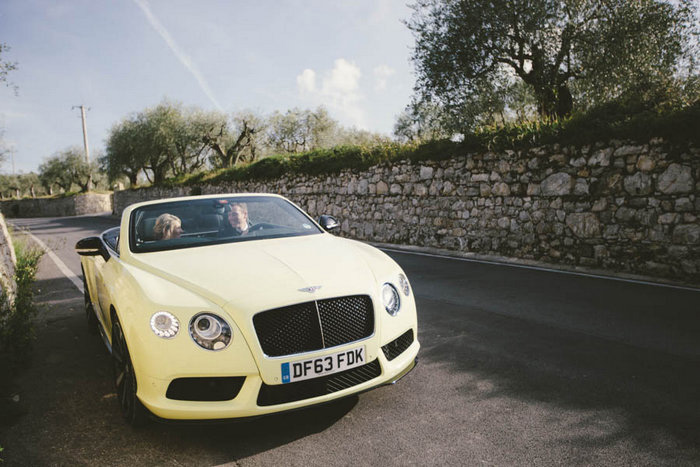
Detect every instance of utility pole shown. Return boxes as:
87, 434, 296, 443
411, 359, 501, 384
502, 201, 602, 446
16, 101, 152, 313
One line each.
72, 105, 92, 191
10, 146, 18, 198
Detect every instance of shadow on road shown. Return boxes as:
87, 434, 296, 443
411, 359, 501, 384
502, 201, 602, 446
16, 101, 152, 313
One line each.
417, 294, 700, 458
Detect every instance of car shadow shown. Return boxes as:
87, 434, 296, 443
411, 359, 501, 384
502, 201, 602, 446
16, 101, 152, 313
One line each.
0, 276, 358, 466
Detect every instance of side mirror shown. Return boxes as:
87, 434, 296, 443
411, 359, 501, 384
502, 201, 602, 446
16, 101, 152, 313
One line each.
76, 236, 110, 261
318, 215, 340, 232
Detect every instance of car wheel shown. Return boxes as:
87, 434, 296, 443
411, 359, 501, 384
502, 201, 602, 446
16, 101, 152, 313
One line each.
111, 318, 148, 426
82, 271, 99, 335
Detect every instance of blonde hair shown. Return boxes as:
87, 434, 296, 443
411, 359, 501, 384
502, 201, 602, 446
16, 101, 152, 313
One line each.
153, 213, 182, 240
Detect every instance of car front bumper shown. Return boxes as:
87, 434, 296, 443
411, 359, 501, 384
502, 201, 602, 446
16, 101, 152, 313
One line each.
137, 338, 419, 420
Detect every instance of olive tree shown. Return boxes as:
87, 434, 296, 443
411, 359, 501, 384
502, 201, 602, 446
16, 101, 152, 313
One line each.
39, 147, 94, 193
105, 101, 216, 185
407, 0, 698, 131
267, 107, 338, 154
202, 110, 267, 169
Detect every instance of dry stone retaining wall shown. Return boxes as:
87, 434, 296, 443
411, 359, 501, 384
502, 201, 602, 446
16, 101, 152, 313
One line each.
0, 193, 112, 218
0, 212, 17, 300
113, 138, 700, 283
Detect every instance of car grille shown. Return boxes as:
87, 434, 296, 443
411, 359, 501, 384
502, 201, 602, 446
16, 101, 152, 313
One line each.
253, 295, 374, 357
257, 359, 382, 406
381, 329, 415, 361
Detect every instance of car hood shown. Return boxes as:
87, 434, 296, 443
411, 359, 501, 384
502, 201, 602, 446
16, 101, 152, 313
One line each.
127, 234, 383, 313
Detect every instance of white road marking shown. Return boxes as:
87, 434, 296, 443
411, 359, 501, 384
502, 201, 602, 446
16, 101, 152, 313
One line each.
23, 230, 84, 294
379, 247, 700, 293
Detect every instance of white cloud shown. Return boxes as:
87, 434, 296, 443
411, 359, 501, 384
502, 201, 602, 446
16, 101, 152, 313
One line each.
297, 69, 316, 93
133, 0, 224, 111
373, 65, 395, 91
296, 59, 366, 128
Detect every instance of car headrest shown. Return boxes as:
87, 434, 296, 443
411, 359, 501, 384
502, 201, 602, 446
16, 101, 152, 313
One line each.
199, 214, 221, 230
137, 217, 158, 242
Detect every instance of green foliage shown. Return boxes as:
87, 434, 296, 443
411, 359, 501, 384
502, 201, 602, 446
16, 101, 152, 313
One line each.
0, 234, 43, 381
153, 99, 700, 188
0, 172, 48, 199
407, 0, 699, 133
38, 147, 96, 193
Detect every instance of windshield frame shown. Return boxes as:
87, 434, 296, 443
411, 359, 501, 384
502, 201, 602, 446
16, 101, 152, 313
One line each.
128, 195, 324, 254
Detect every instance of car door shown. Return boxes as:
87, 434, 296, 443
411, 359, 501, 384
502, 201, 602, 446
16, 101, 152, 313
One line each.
94, 229, 121, 330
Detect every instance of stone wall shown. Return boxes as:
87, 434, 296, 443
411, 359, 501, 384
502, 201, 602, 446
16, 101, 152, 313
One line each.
113, 138, 700, 283
0, 193, 112, 218
0, 212, 17, 300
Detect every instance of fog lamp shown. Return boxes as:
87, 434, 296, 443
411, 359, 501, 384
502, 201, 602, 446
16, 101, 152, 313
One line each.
150, 311, 179, 339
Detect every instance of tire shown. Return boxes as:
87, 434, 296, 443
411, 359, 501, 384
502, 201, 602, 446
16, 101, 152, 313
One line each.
82, 273, 99, 335
111, 318, 148, 426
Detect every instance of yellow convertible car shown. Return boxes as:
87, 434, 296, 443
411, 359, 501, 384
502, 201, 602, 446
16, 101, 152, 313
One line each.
76, 194, 419, 425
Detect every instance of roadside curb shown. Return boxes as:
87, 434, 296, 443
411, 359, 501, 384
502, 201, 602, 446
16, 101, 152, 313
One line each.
370, 241, 700, 292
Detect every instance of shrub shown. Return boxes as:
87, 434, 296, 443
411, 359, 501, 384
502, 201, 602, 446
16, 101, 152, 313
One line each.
0, 235, 44, 385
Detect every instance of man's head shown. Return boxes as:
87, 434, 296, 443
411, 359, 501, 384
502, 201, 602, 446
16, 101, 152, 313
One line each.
228, 202, 248, 232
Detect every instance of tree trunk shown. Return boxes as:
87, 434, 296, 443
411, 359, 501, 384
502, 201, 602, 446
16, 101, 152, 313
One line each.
556, 84, 573, 118
534, 83, 573, 119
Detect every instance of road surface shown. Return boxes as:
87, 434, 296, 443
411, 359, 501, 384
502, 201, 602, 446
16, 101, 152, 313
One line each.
1, 214, 698, 466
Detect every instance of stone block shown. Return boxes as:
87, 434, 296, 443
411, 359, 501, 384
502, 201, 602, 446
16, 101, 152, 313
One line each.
657, 163, 693, 194
566, 213, 601, 238
492, 182, 511, 196
672, 224, 700, 244
588, 148, 613, 166
675, 197, 693, 212
419, 166, 434, 180
615, 206, 636, 222
614, 145, 646, 157
541, 172, 573, 196
636, 155, 656, 172
570, 157, 587, 167
574, 179, 589, 196
657, 212, 678, 224
623, 172, 653, 196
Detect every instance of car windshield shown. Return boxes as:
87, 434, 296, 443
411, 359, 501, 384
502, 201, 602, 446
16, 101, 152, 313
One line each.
129, 196, 323, 253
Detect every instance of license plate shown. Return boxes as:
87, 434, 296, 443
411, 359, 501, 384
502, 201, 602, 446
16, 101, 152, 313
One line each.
281, 346, 366, 384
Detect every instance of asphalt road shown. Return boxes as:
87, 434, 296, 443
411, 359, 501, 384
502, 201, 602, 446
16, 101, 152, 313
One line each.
1, 214, 699, 466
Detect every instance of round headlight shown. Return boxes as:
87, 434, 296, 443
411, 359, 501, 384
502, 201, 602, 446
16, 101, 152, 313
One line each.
189, 313, 232, 351
150, 311, 179, 338
382, 283, 401, 316
398, 273, 410, 296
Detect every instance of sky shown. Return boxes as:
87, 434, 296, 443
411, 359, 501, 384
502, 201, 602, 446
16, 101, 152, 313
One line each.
0, 0, 416, 174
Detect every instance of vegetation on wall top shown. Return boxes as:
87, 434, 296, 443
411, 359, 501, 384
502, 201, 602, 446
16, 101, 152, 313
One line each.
154, 99, 699, 188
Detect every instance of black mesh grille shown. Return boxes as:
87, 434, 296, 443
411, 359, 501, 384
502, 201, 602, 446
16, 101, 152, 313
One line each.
257, 359, 382, 406
381, 329, 414, 361
253, 295, 374, 357
166, 377, 245, 401
318, 295, 374, 348
253, 301, 323, 357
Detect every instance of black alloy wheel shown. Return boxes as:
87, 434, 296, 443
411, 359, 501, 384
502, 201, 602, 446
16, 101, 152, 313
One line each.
111, 318, 148, 426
